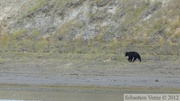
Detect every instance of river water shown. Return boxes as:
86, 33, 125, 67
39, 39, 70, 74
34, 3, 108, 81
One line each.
0, 86, 122, 101
0, 85, 179, 101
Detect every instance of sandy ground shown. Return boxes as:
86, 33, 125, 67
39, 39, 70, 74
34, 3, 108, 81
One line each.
0, 54, 180, 89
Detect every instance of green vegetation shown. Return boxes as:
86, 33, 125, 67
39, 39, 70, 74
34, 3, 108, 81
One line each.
56, 0, 74, 7
28, 0, 48, 13
0, 0, 179, 60
18, 0, 48, 20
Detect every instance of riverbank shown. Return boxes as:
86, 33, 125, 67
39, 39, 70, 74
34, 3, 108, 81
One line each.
0, 52, 179, 88
0, 52, 179, 100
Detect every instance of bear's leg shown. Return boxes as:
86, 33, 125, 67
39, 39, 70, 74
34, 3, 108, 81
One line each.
128, 57, 131, 62
133, 57, 137, 62
128, 57, 132, 62
130, 57, 133, 62
137, 56, 141, 62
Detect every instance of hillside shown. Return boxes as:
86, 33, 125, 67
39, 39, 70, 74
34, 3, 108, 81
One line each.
0, 0, 179, 55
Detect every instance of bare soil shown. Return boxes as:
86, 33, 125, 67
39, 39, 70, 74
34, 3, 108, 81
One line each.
0, 52, 179, 89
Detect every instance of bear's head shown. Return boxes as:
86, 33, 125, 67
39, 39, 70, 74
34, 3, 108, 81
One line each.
125, 52, 129, 57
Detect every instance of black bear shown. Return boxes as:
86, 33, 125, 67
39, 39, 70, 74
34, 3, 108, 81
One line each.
125, 51, 141, 62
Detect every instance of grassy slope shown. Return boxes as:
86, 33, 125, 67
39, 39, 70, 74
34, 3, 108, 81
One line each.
0, 0, 179, 58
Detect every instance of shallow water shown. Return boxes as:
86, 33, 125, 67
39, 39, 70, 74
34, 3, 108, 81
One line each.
0, 86, 122, 101
0, 85, 179, 101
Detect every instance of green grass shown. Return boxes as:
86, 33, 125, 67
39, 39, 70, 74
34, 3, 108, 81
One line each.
18, 0, 48, 20
0, 58, 6, 64
28, 0, 48, 13
0, 0, 179, 56
0, 29, 179, 55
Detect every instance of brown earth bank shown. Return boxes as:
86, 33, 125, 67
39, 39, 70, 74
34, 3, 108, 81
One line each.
0, 52, 179, 89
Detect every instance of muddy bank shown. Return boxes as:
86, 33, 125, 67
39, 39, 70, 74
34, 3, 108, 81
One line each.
0, 53, 179, 89
0, 54, 180, 101
1, 74, 180, 88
